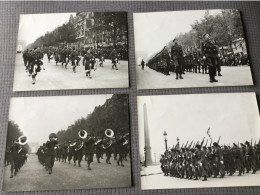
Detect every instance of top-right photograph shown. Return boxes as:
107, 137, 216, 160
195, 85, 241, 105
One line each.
134, 9, 253, 89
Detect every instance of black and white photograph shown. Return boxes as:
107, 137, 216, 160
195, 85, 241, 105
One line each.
134, 9, 253, 89
138, 93, 260, 189
3, 94, 131, 191
14, 12, 129, 91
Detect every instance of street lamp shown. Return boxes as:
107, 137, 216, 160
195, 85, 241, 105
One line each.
163, 131, 168, 152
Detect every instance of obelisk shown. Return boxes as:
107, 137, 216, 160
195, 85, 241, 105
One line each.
143, 103, 152, 166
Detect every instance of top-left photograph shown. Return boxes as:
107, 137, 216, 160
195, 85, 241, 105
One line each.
13, 12, 129, 91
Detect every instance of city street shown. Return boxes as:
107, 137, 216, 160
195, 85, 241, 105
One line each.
141, 165, 260, 190
13, 54, 129, 91
3, 154, 131, 192
137, 65, 253, 89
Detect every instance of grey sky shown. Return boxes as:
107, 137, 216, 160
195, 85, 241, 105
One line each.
138, 93, 260, 161
134, 9, 221, 63
18, 13, 76, 46
9, 94, 112, 145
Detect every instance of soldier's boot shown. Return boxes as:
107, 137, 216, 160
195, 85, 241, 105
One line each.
202, 176, 207, 181
74, 161, 76, 166
10, 174, 13, 178
49, 168, 52, 174
97, 158, 101, 163
218, 72, 222, 76
194, 177, 198, 180
78, 163, 81, 167
176, 74, 178, 80
88, 163, 91, 170
180, 74, 183, 79
238, 171, 242, 176
220, 174, 224, 178
117, 161, 120, 166
213, 175, 217, 178
121, 161, 124, 167
252, 170, 256, 174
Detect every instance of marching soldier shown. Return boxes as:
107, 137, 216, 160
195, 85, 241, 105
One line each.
45, 133, 58, 174
84, 133, 95, 170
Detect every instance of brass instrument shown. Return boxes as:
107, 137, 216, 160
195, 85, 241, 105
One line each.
18, 136, 28, 145
78, 130, 88, 139
95, 139, 102, 145
102, 139, 113, 150
105, 129, 114, 138
75, 141, 84, 151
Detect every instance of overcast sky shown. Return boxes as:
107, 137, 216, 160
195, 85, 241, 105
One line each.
9, 94, 112, 145
138, 93, 260, 161
134, 9, 222, 63
17, 13, 76, 46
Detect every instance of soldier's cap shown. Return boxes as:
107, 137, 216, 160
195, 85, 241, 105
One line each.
49, 133, 56, 138
213, 142, 219, 147
245, 141, 250, 145
233, 143, 238, 147
202, 146, 207, 149
224, 145, 228, 149
207, 146, 212, 150
172, 38, 177, 42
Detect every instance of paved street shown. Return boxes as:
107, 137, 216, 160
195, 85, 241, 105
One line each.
13, 54, 129, 91
137, 65, 253, 89
3, 154, 131, 192
141, 165, 260, 190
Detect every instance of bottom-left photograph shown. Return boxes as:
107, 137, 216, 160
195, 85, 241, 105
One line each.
3, 94, 131, 192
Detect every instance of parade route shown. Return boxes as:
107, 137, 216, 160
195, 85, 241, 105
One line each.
141, 165, 260, 190
137, 65, 253, 89
13, 54, 129, 91
3, 154, 131, 191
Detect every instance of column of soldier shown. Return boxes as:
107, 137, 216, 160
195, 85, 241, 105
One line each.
160, 135, 260, 181
5, 136, 29, 178
22, 45, 120, 84
146, 33, 249, 83
36, 129, 130, 175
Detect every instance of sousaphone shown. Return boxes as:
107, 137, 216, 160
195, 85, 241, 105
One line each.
105, 129, 114, 138
18, 136, 28, 145
78, 130, 88, 139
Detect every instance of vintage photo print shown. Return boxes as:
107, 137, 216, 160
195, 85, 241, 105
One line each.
14, 12, 129, 91
3, 94, 131, 191
134, 9, 253, 89
138, 93, 260, 189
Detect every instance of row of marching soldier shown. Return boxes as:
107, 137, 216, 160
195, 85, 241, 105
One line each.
36, 129, 130, 175
160, 136, 260, 181
22, 45, 122, 84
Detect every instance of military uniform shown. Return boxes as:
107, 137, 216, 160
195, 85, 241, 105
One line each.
171, 42, 184, 79
201, 38, 219, 82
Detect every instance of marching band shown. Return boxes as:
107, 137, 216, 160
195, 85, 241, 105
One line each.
36, 129, 130, 175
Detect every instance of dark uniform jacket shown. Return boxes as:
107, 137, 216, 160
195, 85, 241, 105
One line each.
201, 39, 218, 58
46, 140, 58, 156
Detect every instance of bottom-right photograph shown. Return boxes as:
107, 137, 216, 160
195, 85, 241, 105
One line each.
138, 92, 260, 190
